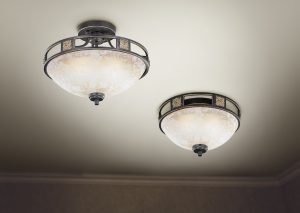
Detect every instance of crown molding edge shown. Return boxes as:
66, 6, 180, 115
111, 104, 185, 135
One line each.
278, 160, 300, 186
0, 161, 299, 187
0, 173, 279, 187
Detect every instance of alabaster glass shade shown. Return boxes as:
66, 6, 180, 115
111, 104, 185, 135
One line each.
161, 107, 239, 151
47, 50, 146, 97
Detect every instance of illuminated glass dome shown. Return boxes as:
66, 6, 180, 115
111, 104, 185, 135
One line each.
159, 92, 241, 157
44, 20, 150, 105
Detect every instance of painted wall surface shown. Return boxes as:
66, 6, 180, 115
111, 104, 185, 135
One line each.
0, 183, 285, 213
283, 175, 300, 213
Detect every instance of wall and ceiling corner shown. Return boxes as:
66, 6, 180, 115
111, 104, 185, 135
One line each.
0, 161, 299, 213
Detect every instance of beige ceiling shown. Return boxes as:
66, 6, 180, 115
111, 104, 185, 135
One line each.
0, 0, 299, 177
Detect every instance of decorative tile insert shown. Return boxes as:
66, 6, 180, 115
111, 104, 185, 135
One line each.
62, 40, 73, 51
216, 96, 225, 107
160, 102, 171, 117
119, 38, 130, 50
226, 100, 238, 114
172, 97, 182, 108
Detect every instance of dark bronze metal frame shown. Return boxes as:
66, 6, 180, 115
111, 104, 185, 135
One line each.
44, 35, 150, 79
158, 92, 241, 133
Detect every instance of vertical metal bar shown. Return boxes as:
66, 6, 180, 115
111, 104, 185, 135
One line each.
212, 94, 216, 106
116, 38, 120, 49
60, 41, 63, 52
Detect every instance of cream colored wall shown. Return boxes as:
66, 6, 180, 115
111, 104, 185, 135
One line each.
0, 183, 286, 213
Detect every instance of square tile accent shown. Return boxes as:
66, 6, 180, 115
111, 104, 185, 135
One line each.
160, 102, 171, 116
62, 40, 73, 51
216, 96, 225, 107
226, 100, 238, 114
172, 97, 182, 108
119, 39, 130, 50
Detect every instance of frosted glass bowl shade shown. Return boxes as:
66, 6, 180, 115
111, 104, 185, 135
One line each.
46, 50, 146, 97
161, 107, 239, 151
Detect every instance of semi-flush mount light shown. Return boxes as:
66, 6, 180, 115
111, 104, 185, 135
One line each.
158, 92, 241, 157
44, 20, 150, 105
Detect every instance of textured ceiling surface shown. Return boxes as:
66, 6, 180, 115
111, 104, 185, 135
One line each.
0, 0, 299, 177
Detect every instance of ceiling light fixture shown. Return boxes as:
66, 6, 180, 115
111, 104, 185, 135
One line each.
44, 20, 150, 105
158, 92, 241, 157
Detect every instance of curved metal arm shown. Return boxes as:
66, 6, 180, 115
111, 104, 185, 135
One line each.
108, 40, 115, 48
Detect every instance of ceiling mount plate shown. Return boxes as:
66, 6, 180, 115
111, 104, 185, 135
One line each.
77, 20, 116, 36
